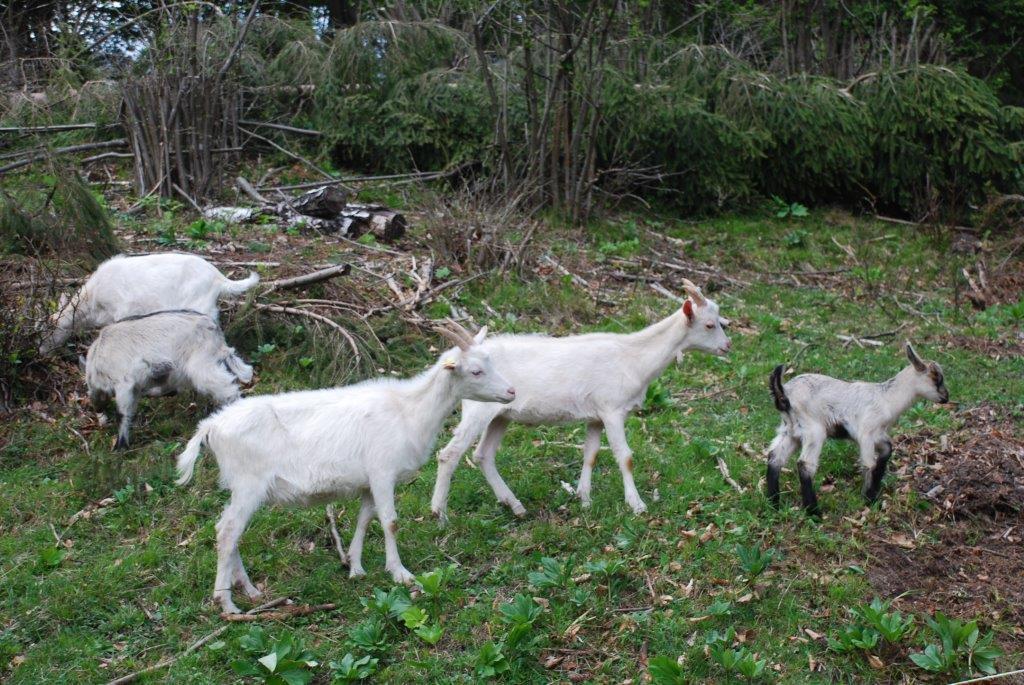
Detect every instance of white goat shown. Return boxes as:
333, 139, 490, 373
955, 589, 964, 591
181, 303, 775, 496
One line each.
85, 310, 252, 449
40, 253, 259, 354
430, 279, 731, 520
174, 322, 515, 614
766, 342, 949, 515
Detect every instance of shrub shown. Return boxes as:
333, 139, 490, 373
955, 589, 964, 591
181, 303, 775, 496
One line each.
854, 66, 1024, 219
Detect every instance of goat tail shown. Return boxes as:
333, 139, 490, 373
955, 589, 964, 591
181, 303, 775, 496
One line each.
219, 271, 260, 297
769, 364, 791, 413
176, 422, 211, 486
223, 349, 254, 385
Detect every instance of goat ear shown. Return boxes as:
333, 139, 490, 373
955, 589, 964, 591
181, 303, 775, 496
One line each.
905, 341, 926, 372
683, 299, 695, 321
473, 326, 488, 345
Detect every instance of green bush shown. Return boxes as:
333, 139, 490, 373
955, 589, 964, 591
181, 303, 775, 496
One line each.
854, 66, 1024, 219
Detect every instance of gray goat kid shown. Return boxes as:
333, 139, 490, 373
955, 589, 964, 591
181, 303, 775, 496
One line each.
766, 342, 948, 515
84, 310, 252, 449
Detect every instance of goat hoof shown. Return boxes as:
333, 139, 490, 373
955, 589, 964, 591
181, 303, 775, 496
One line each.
242, 585, 262, 600
349, 566, 366, 579
626, 496, 648, 515
509, 503, 527, 518
578, 497, 592, 509
217, 598, 241, 615
389, 566, 415, 585
431, 507, 449, 526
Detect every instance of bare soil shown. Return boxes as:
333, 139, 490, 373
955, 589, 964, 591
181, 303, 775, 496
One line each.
868, 406, 1024, 650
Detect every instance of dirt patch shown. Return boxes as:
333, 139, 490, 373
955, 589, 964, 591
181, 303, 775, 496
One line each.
899, 405, 1024, 519
867, 406, 1024, 649
949, 334, 1024, 361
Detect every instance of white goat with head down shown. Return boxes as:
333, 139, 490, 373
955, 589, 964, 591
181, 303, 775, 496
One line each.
175, 321, 515, 614
40, 253, 259, 354
766, 342, 949, 515
84, 310, 252, 449
430, 279, 731, 520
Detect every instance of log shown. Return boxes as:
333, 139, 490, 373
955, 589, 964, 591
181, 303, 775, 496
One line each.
292, 186, 350, 218
368, 208, 407, 242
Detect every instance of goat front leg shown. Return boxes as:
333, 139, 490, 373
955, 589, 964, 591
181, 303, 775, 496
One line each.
347, 492, 375, 579
576, 421, 603, 508
474, 416, 524, 516
430, 414, 486, 523
368, 478, 414, 584
861, 436, 893, 504
602, 413, 646, 514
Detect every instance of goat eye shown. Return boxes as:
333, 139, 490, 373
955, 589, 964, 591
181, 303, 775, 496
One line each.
471, 369, 483, 377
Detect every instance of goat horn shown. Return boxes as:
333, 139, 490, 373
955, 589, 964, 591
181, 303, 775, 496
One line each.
680, 278, 706, 305
444, 317, 477, 347
434, 325, 470, 350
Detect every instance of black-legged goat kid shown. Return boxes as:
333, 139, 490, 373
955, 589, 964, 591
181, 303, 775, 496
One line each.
766, 342, 948, 515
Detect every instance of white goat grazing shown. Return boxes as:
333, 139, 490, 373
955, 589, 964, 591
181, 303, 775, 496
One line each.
430, 279, 731, 520
85, 310, 252, 449
40, 253, 259, 354
766, 342, 949, 515
175, 322, 515, 614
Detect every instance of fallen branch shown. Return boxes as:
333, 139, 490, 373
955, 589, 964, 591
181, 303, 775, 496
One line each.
541, 254, 590, 289
105, 598, 288, 685
0, 122, 99, 133
649, 281, 683, 302
264, 264, 350, 292
261, 165, 469, 193
325, 504, 348, 567
81, 151, 134, 164
240, 126, 334, 181
239, 120, 322, 137
221, 602, 338, 622
235, 176, 269, 204
253, 303, 360, 362
836, 334, 885, 348
874, 214, 977, 234
716, 455, 745, 494
0, 138, 127, 175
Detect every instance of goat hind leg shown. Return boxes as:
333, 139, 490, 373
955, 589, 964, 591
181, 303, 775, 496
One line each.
473, 417, 524, 516
113, 384, 137, 450
347, 493, 375, 578
213, 490, 262, 613
347, 492, 375, 579
576, 421, 603, 508
795, 431, 825, 516
766, 428, 798, 509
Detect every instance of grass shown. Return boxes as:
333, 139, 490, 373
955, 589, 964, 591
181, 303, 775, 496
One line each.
1, 206, 1022, 683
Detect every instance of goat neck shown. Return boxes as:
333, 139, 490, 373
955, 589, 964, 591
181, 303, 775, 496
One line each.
878, 365, 922, 424
624, 309, 691, 388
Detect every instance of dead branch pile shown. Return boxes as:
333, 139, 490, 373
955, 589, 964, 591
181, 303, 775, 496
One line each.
121, 5, 257, 205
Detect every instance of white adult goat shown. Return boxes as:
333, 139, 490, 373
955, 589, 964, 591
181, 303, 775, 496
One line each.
766, 342, 949, 515
84, 310, 253, 449
430, 280, 731, 520
175, 322, 515, 614
40, 253, 259, 354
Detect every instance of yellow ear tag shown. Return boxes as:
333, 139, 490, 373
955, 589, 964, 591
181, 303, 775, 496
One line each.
442, 358, 456, 369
